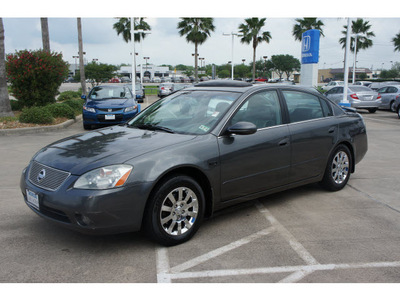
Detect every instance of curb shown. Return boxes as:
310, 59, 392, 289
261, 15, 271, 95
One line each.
0, 115, 82, 136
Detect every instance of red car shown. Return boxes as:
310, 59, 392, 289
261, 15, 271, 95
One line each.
109, 77, 121, 83
255, 77, 268, 82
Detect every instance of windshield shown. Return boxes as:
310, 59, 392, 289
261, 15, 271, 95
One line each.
128, 90, 240, 135
89, 86, 133, 100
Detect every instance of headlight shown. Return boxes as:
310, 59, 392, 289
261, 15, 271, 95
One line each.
74, 165, 133, 190
83, 106, 96, 113
125, 105, 137, 112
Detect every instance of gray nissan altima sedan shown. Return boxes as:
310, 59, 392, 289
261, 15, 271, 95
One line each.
20, 81, 368, 246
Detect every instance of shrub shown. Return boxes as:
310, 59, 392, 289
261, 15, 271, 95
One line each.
58, 90, 82, 101
10, 100, 23, 111
63, 99, 84, 114
46, 103, 75, 119
6, 50, 69, 108
19, 106, 54, 124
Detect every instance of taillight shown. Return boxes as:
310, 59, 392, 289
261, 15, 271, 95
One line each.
161, 87, 165, 90
377, 93, 382, 99
350, 93, 359, 100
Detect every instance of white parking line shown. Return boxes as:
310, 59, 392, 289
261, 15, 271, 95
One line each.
171, 227, 276, 273
155, 201, 400, 283
255, 201, 319, 266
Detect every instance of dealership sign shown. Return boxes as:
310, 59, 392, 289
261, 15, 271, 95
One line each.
301, 29, 320, 64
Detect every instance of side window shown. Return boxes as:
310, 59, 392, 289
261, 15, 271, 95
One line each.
327, 87, 337, 95
320, 98, 333, 117
338, 87, 344, 93
231, 90, 282, 129
387, 87, 397, 93
282, 91, 324, 123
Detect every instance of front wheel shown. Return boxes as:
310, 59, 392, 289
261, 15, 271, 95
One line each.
144, 175, 205, 246
320, 145, 352, 191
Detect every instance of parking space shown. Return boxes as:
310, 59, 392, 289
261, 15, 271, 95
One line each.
1, 110, 400, 283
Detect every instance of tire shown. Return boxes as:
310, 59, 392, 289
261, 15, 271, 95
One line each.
397, 105, 400, 119
390, 101, 396, 112
368, 108, 377, 113
144, 175, 205, 246
83, 124, 91, 130
320, 144, 352, 191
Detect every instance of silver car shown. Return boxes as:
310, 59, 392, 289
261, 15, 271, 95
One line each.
157, 83, 174, 98
325, 85, 381, 113
376, 85, 400, 112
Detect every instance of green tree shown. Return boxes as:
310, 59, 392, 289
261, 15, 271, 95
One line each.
6, 49, 69, 107
292, 18, 325, 42
0, 18, 13, 117
113, 18, 151, 43
177, 18, 215, 83
271, 54, 300, 80
84, 61, 117, 87
339, 18, 375, 54
392, 32, 400, 52
238, 18, 271, 81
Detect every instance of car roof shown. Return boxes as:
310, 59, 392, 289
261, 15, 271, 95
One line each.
183, 80, 323, 97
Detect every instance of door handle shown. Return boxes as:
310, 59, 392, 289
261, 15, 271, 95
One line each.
278, 138, 289, 146
328, 127, 336, 134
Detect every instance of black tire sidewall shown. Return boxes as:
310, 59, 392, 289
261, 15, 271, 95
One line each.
145, 175, 205, 246
321, 145, 352, 191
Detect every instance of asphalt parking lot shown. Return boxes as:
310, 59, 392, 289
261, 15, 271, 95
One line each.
1, 109, 400, 283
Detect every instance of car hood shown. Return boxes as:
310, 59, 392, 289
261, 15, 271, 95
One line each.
33, 126, 196, 175
87, 98, 133, 108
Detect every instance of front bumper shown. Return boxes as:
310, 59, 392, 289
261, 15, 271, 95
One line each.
82, 109, 138, 126
20, 166, 151, 235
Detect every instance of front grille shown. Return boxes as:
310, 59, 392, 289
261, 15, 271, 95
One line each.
97, 108, 122, 112
28, 161, 70, 191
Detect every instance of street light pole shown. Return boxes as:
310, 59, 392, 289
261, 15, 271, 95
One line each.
352, 34, 359, 84
223, 32, 242, 80
342, 18, 351, 106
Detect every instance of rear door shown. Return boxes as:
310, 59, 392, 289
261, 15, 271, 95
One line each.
281, 90, 338, 183
218, 89, 290, 202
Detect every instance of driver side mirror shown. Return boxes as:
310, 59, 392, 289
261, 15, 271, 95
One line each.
226, 122, 257, 135
81, 95, 87, 100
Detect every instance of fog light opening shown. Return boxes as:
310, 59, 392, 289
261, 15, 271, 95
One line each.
75, 213, 93, 226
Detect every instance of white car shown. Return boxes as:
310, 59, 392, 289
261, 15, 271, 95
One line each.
322, 80, 344, 91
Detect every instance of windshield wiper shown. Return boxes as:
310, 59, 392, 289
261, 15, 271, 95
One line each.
131, 123, 175, 134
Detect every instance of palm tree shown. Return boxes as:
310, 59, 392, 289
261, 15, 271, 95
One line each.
177, 18, 215, 83
0, 18, 13, 117
392, 32, 400, 52
40, 18, 50, 52
77, 18, 87, 95
113, 18, 151, 43
339, 18, 374, 78
238, 18, 271, 81
292, 18, 325, 41
339, 18, 375, 54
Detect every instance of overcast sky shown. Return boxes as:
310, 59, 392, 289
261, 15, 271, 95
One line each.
3, 1, 400, 71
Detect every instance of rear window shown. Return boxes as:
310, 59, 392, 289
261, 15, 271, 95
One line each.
349, 86, 371, 92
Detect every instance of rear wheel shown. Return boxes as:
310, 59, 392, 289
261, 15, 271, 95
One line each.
390, 101, 396, 112
320, 145, 352, 191
144, 175, 205, 246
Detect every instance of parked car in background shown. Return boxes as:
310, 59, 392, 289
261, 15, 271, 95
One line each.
255, 77, 268, 82
376, 85, 400, 111
21, 81, 367, 246
353, 81, 372, 87
82, 85, 140, 129
324, 85, 381, 113
321, 80, 344, 92
158, 82, 174, 97
396, 97, 400, 118
109, 77, 121, 83
134, 83, 145, 103
369, 81, 400, 91
120, 77, 132, 83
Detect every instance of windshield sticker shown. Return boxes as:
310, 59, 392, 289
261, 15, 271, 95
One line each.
211, 111, 220, 117
199, 125, 210, 132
